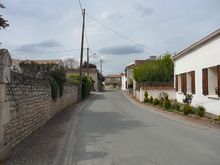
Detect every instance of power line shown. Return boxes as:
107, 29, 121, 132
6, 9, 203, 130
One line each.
78, 0, 93, 55
78, 0, 83, 11
86, 13, 161, 55
13, 49, 83, 54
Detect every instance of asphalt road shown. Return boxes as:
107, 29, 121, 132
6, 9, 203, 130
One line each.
71, 91, 220, 165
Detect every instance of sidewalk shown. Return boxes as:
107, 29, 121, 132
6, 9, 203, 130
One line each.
2, 104, 77, 165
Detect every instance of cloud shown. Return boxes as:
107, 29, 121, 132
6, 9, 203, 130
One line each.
99, 45, 145, 55
100, 11, 122, 20
16, 40, 63, 53
133, 4, 154, 17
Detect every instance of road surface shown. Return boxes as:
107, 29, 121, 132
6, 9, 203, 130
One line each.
70, 91, 220, 165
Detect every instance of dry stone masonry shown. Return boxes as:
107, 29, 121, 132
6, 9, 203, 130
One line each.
0, 49, 78, 160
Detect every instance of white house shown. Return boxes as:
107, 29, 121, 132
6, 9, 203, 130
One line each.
121, 74, 127, 91
173, 28, 220, 115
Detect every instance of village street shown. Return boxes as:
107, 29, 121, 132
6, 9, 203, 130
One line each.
3, 90, 220, 165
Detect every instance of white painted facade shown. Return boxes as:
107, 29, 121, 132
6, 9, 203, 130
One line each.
174, 33, 220, 115
121, 74, 127, 91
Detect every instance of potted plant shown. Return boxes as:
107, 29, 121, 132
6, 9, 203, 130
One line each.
183, 93, 193, 105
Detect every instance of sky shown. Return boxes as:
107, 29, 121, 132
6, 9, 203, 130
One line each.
0, 0, 220, 75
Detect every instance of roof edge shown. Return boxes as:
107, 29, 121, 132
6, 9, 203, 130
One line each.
173, 28, 220, 60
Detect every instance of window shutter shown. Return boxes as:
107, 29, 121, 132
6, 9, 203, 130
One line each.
202, 68, 208, 96
175, 75, 178, 92
191, 71, 195, 94
217, 65, 220, 96
181, 73, 187, 94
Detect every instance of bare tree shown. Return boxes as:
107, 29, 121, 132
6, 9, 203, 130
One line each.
63, 58, 79, 69
0, 2, 9, 29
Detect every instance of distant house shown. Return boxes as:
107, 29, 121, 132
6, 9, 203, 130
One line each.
105, 74, 122, 87
173, 28, 220, 115
121, 73, 127, 91
124, 56, 157, 92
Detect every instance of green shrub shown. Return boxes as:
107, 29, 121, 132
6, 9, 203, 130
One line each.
48, 76, 60, 100
218, 116, 220, 121
149, 96, 153, 104
153, 98, 160, 105
163, 99, 171, 110
144, 97, 149, 103
159, 98, 164, 107
183, 104, 193, 115
196, 106, 206, 117
144, 91, 148, 98
191, 106, 197, 115
82, 76, 92, 99
171, 101, 181, 111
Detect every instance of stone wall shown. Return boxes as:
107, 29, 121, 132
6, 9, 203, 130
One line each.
0, 49, 78, 159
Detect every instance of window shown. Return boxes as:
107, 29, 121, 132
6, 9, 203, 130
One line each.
202, 66, 220, 96
186, 71, 195, 94
176, 71, 195, 94
208, 66, 218, 95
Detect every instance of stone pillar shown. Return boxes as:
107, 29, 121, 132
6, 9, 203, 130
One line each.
0, 49, 12, 148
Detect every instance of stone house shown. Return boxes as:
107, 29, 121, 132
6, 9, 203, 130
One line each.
121, 73, 127, 91
105, 74, 122, 88
173, 28, 220, 115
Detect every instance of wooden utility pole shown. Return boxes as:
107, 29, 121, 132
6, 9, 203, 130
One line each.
79, 8, 85, 100
87, 47, 89, 77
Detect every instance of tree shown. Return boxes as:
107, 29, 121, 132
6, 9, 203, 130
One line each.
63, 58, 79, 69
133, 53, 174, 83
0, 3, 9, 29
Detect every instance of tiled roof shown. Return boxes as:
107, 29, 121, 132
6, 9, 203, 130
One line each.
105, 74, 122, 78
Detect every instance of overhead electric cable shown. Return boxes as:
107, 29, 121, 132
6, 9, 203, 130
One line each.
86, 13, 161, 55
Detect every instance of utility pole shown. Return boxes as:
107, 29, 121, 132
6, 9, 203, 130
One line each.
100, 59, 103, 74
87, 47, 89, 77
79, 8, 85, 100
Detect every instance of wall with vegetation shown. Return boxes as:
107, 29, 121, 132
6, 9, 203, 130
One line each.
0, 50, 78, 159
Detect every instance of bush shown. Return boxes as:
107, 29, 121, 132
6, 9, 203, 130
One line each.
144, 91, 148, 98
49, 67, 66, 97
144, 97, 149, 103
153, 98, 160, 105
218, 116, 220, 121
197, 106, 206, 117
82, 76, 92, 99
159, 98, 164, 107
183, 104, 193, 115
171, 101, 181, 111
48, 76, 60, 100
149, 96, 153, 104
163, 99, 171, 110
